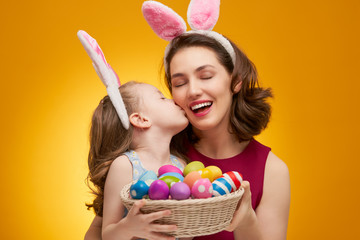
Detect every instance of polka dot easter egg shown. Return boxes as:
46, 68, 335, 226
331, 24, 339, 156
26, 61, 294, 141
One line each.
191, 178, 213, 199
159, 172, 184, 182
159, 175, 181, 189
130, 180, 149, 199
221, 171, 243, 192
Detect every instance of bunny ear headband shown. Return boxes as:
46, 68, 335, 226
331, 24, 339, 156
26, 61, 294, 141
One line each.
77, 30, 130, 129
142, 0, 236, 70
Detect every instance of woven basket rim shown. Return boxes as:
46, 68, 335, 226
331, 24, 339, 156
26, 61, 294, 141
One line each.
119, 182, 244, 237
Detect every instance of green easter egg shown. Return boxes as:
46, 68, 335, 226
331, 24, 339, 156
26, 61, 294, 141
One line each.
159, 176, 181, 189
183, 161, 205, 176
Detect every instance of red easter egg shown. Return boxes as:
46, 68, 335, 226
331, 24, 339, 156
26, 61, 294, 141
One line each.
221, 171, 243, 192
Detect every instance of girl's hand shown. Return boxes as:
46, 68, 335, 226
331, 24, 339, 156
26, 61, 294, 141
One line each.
225, 181, 256, 232
124, 199, 177, 240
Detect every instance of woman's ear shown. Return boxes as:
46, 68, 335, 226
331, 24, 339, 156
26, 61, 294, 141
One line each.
234, 80, 242, 93
129, 113, 152, 129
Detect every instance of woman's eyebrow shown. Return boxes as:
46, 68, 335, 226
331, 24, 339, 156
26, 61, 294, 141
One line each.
196, 65, 215, 72
171, 65, 215, 79
171, 72, 185, 79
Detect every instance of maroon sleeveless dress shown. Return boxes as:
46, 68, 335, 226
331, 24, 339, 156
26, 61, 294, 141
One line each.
187, 139, 271, 240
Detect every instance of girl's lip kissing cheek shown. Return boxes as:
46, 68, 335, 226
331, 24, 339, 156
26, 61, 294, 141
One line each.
189, 100, 213, 117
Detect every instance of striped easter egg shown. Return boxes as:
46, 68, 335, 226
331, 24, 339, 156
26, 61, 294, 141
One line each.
221, 171, 243, 192
212, 177, 232, 197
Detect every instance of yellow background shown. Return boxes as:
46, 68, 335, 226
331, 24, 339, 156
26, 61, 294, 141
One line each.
1, 0, 359, 239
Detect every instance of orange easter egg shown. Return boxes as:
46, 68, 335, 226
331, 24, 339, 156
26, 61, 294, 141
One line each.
183, 171, 202, 189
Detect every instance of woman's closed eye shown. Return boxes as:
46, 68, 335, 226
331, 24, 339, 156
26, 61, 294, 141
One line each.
172, 80, 187, 88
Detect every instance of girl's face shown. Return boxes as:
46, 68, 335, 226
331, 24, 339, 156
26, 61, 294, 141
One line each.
138, 84, 188, 133
170, 47, 234, 132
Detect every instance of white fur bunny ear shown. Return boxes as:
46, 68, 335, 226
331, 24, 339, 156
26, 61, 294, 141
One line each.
142, 1, 187, 41
77, 30, 130, 129
187, 0, 220, 30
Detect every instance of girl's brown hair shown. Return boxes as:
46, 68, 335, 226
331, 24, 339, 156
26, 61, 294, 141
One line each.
86, 81, 141, 216
165, 33, 273, 154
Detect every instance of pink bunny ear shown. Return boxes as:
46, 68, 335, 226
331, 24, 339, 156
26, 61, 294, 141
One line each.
187, 0, 220, 31
142, 1, 187, 41
77, 30, 121, 86
77, 30, 129, 129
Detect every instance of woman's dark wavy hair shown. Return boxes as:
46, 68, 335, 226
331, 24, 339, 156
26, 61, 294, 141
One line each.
165, 33, 273, 160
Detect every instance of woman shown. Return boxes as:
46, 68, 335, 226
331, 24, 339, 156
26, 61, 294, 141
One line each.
166, 33, 290, 240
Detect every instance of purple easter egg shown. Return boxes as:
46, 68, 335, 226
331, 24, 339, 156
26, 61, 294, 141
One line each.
170, 182, 191, 200
158, 165, 183, 177
148, 180, 170, 200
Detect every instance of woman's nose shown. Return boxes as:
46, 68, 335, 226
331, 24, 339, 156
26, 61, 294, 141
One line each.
188, 80, 202, 98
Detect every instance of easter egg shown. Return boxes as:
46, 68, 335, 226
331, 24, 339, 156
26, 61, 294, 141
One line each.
183, 161, 205, 176
139, 170, 158, 186
130, 180, 149, 199
159, 175, 181, 189
198, 168, 214, 181
158, 165, 183, 177
212, 177, 232, 197
159, 172, 184, 182
222, 171, 243, 192
191, 178, 213, 199
183, 171, 202, 188
205, 165, 222, 181
170, 182, 191, 200
148, 180, 170, 200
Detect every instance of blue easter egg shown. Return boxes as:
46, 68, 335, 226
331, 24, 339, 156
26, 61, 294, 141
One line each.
159, 172, 184, 182
130, 180, 149, 199
139, 170, 158, 186
212, 177, 232, 197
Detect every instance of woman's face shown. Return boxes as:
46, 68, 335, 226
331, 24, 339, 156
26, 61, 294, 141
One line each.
169, 46, 234, 132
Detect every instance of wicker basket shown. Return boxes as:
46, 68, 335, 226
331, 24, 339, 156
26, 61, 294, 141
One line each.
120, 182, 244, 238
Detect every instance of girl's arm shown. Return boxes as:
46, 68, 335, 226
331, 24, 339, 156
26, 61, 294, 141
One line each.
102, 156, 178, 240
226, 151, 290, 240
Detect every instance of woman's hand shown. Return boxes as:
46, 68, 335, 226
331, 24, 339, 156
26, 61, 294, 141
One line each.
122, 199, 177, 240
225, 181, 257, 232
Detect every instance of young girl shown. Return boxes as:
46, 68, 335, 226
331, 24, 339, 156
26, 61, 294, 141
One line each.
78, 31, 189, 240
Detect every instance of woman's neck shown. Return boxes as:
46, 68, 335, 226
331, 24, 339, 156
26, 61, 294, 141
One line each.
193, 127, 250, 159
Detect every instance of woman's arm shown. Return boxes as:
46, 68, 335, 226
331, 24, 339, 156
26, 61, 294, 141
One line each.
84, 216, 102, 240
227, 151, 290, 240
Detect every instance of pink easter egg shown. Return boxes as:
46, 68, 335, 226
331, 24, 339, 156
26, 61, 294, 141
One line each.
170, 182, 191, 200
148, 180, 170, 200
191, 178, 213, 199
158, 165, 183, 177
221, 171, 243, 192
